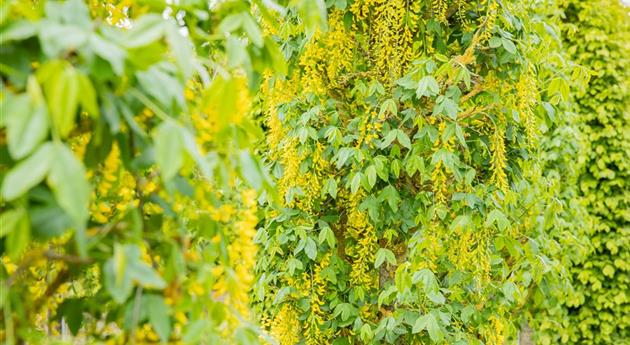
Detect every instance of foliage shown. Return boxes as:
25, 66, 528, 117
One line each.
254, 0, 585, 344
0, 0, 626, 344
540, 0, 630, 343
0, 0, 322, 343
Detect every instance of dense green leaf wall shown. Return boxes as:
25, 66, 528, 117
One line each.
554, 1, 630, 343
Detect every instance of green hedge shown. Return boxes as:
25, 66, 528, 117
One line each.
560, 0, 630, 343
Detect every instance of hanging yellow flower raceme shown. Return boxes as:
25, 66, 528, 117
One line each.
490, 115, 508, 192
344, 192, 377, 290
269, 304, 301, 345
305, 253, 332, 345
516, 68, 539, 145
90, 143, 137, 223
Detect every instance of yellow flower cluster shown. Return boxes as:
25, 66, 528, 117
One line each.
458, 0, 499, 65
90, 143, 138, 223
70, 132, 90, 161
299, 36, 327, 94
479, 1, 499, 45
372, 0, 404, 77
431, 122, 454, 204
261, 73, 298, 159
448, 227, 475, 271
277, 140, 303, 201
269, 304, 301, 345
275, 138, 322, 213
457, 0, 472, 31
483, 314, 507, 345
516, 69, 538, 145
433, 0, 448, 23
413, 225, 442, 273
212, 189, 258, 321
298, 11, 354, 93
136, 107, 155, 131
447, 225, 491, 283
490, 116, 508, 192
344, 192, 378, 289
305, 253, 332, 345
325, 12, 355, 88
96, 0, 134, 26
356, 111, 384, 148
2, 236, 101, 335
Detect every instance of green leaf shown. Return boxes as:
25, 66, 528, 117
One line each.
305, 237, 317, 260
501, 38, 517, 54
218, 13, 243, 33
0, 20, 38, 44
0, 208, 25, 238
461, 305, 475, 323
405, 155, 424, 177
31, 203, 74, 239
449, 215, 471, 231
105, 244, 167, 303
90, 33, 126, 75
47, 63, 79, 138
287, 258, 303, 275
264, 37, 288, 75
412, 268, 439, 294
324, 178, 337, 199
77, 73, 99, 116
380, 129, 398, 148
485, 209, 510, 231
183, 320, 210, 344
502, 281, 518, 303
47, 143, 90, 228
375, 248, 396, 268
57, 299, 84, 335
6, 209, 30, 260
238, 150, 264, 190
412, 312, 444, 341
396, 130, 411, 149
416, 76, 439, 98
379, 99, 397, 117
39, 22, 89, 58
166, 23, 194, 80
318, 226, 336, 247
489, 36, 502, 48
2, 143, 53, 200
366, 165, 377, 188
123, 14, 165, 48
5, 92, 48, 159
147, 295, 171, 343
381, 185, 400, 212
136, 66, 185, 110
350, 172, 362, 194
104, 260, 133, 303
154, 121, 184, 181
205, 76, 238, 130
412, 313, 429, 334
130, 261, 167, 289
242, 13, 264, 47
425, 313, 444, 342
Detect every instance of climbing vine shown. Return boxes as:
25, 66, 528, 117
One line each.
255, 0, 583, 344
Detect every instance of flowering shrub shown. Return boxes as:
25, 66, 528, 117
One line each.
0, 0, 322, 343
254, 1, 588, 344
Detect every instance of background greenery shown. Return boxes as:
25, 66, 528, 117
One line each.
0, 0, 627, 344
